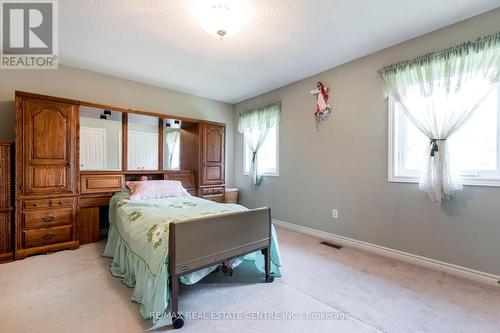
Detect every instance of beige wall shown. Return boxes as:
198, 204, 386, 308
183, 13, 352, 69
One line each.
0, 65, 234, 185
234, 9, 500, 275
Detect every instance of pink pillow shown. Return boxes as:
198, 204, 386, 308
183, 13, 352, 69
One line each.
126, 180, 188, 200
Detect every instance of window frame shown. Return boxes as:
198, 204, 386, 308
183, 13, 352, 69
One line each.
243, 122, 280, 177
388, 89, 500, 187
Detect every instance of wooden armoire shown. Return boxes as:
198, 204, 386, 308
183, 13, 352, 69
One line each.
14, 96, 79, 259
0, 141, 13, 263
13, 91, 227, 259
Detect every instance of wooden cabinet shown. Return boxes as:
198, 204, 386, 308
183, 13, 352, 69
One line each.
199, 123, 225, 186
15, 94, 79, 259
11, 91, 229, 251
199, 123, 225, 201
22, 98, 78, 195
0, 141, 13, 263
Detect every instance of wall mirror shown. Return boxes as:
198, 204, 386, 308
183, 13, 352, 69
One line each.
80, 106, 122, 171
163, 119, 181, 170
127, 113, 159, 171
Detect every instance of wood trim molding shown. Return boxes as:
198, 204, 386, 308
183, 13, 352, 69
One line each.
272, 219, 500, 287
122, 113, 128, 171
14, 241, 79, 260
158, 118, 164, 171
15, 91, 226, 126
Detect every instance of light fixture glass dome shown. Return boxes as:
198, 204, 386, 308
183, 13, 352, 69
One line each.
199, 3, 240, 39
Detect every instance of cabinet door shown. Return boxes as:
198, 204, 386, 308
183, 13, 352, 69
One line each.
200, 123, 225, 185
23, 98, 77, 195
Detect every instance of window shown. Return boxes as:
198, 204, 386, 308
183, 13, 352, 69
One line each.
389, 82, 500, 186
164, 128, 180, 171
243, 122, 279, 176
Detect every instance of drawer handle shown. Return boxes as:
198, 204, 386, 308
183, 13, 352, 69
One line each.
57, 201, 65, 205
42, 233, 55, 241
33, 203, 39, 207
42, 215, 55, 222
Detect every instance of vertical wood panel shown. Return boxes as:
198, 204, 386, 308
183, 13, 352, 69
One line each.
159, 118, 164, 171
0, 142, 12, 260
122, 113, 128, 171
79, 207, 99, 245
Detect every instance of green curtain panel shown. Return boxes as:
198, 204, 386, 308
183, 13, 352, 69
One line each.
238, 103, 281, 186
379, 32, 500, 202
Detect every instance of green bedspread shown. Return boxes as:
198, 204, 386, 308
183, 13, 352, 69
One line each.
103, 191, 282, 321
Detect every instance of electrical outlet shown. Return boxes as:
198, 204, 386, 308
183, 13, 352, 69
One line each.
332, 209, 338, 219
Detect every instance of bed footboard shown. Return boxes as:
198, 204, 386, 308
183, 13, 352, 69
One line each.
168, 207, 274, 328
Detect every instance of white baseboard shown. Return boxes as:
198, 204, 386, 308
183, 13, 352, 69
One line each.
272, 219, 500, 287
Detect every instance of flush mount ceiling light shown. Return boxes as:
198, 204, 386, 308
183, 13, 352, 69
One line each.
201, 3, 239, 40
190, 1, 252, 40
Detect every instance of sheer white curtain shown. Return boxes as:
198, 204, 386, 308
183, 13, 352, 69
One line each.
380, 33, 500, 202
238, 103, 280, 186
165, 129, 180, 170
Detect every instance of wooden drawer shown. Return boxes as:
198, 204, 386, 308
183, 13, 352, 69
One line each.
23, 208, 72, 229
81, 174, 125, 194
23, 197, 75, 210
23, 199, 50, 210
199, 186, 225, 196
23, 225, 71, 248
50, 197, 74, 208
201, 194, 225, 203
79, 196, 111, 208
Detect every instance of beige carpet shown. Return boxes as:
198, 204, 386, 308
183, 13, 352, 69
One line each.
1, 227, 499, 333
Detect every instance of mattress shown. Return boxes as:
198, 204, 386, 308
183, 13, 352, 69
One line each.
103, 190, 282, 321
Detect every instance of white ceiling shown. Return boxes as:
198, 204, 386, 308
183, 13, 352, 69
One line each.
60, 0, 500, 103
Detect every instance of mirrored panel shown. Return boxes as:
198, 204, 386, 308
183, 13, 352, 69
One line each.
163, 119, 181, 170
127, 113, 159, 171
80, 106, 122, 171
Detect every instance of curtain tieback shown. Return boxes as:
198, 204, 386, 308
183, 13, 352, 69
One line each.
252, 151, 257, 163
429, 138, 446, 157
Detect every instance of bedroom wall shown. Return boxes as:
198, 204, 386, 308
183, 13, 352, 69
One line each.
234, 9, 500, 275
0, 65, 235, 185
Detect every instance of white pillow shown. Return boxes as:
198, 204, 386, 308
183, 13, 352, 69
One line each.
126, 180, 189, 200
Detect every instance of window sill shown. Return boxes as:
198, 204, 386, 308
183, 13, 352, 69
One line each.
388, 176, 500, 188
243, 173, 279, 177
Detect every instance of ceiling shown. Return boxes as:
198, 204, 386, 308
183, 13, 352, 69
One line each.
60, 1, 500, 103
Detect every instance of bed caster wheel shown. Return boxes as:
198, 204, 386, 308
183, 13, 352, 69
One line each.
265, 273, 275, 283
172, 314, 185, 329
222, 265, 233, 277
